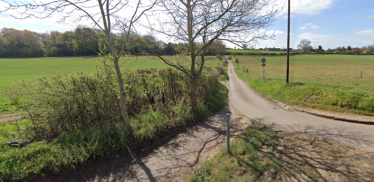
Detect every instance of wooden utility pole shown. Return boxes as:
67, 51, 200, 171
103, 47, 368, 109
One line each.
286, 0, 291, 83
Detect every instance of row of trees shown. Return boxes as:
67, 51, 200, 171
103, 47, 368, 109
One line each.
0, 26, 227, 58
331, 45, 374, 54
0, 27, 101, 58
297, 39, 374, 54
0, 28, 45, 57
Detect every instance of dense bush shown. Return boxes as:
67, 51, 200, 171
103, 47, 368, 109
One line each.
10, 67, 221, 140
2, 65, 228, 180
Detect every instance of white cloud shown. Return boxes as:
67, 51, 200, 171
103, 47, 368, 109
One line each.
273, 30, 285, 35
277, 0, 337, 16
296, 33, 334, 47
0, 11, 88, 32
256, 31, 361, 49
368, 15, 374, 18
363, 41, 374, 44
0, 0, 155, 33
257, 29, 284, 36
354, 29, 374, 38
297, 23, 319, 30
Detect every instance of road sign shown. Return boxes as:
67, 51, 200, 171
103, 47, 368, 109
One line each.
261, 58, 266, 63
151, 92, 165, 106
262, 64, 266, 66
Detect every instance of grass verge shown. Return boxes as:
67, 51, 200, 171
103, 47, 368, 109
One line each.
236, 70, 374, 116
188, 122, 279, 182
189, 122, 374, 181
233, 55, 374, 116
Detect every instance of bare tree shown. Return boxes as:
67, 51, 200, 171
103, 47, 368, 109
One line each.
143, 0, 277, 113
297, 39, 312, 53
0, 0, 157, 126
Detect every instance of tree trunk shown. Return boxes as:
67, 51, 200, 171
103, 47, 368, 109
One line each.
113, 59, 130, 125
190, 76, 198, 114
106, 34, 130, 126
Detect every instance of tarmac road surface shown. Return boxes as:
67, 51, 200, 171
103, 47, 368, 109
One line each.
226, 56, 374, 152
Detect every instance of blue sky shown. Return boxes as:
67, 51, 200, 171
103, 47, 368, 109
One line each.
258, 0, 374, 49
0, 0, 373, 49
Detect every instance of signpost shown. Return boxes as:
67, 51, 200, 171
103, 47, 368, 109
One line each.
261, 58, 266, 79
151, 92, 165, 106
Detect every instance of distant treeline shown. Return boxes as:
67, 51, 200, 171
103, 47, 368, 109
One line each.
226, 52, 304, 56
0, 26, 227, 58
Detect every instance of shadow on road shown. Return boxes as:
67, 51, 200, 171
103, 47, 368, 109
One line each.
267, 122, 374, 152
251, 122, 374, 181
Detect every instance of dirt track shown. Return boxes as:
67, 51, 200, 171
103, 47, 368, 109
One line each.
0, 113, 23, 123
227, 57, 374, 152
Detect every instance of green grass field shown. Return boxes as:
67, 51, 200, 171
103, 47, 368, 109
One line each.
0, 56, 221, 90
0, 56, 222, 114
234, 54, 374, 115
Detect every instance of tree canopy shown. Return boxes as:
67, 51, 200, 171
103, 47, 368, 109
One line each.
297, 39, 312, 53
0, 26, 223, 58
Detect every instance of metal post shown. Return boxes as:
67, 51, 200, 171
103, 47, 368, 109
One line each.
226, 113, 230, 154
263, 66, 265, 79
286, 0, 291, 84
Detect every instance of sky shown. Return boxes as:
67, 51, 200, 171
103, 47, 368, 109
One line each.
0, 0, 373, 49
258, 0, 374, 49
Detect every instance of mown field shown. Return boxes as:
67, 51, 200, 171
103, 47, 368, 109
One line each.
233, 54, 374, 115
0, 56, 221, 90
0, 56, 222, 114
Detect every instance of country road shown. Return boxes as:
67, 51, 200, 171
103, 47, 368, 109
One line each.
227, 57, 374, 152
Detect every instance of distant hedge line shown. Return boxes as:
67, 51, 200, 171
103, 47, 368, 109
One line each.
224, 52, 364, 56
225, 52, 302, 56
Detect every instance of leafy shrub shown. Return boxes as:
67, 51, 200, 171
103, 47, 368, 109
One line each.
365, 98, 374, 111
0, 122, 131, 180
2, 63, 229, 180
9, 67, 220, 140
216, 55, 222, 61
216, 66, 224, 75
